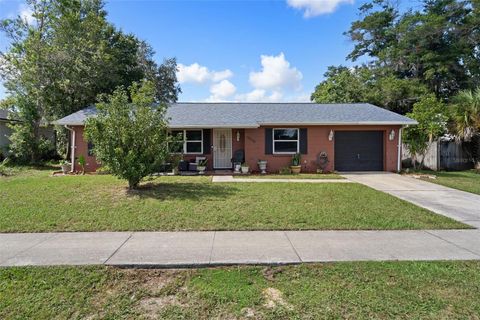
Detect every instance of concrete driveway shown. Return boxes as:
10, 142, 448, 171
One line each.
341, 172, 480, 228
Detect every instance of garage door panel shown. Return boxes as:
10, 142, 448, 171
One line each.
334, 131, 384, 171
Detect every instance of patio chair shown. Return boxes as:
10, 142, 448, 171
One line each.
231, 149, 245, 168
188, 156, 207, 171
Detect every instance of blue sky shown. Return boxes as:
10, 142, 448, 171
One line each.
0, 0, 369, 102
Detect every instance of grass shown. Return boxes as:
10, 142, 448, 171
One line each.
415, 169, 480, 195
234, 173, 344, 179
2, 261, 480, 319
0, 167, 466, 232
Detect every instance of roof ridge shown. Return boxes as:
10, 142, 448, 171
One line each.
172, 102, 370, 105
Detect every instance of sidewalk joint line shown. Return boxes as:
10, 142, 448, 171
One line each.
208, 231, 216, 264
103, 232, 133, 265
284, 231, 302, 263
424, 230, 480, 258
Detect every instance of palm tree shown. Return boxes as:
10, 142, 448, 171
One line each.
450, 88, 480, 168
450, 88, 480, 141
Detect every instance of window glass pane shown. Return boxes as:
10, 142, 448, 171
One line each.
87, 142, 94, 156
171, 130, 183, 140
274, 129, 298, 140
169, 141, 184, 153
274, 141, 298, 153
169, 130, 184, 153
186, 141, 202, 153
186, 130, 202, 141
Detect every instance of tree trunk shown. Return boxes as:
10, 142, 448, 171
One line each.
411, 153, 417, 170
128, 179, 140, 190
31, 119, 41, 164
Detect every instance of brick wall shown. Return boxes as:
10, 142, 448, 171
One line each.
244, 125, 401, 173
72, 125, 401, 173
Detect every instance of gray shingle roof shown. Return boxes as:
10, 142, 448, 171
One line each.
54, 103, 417, 127
0, 110, 8, 120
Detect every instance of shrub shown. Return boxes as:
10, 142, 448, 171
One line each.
84, 81, 172, 189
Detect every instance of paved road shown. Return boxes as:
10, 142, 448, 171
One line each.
1, 230, 480, 267
341, 172, 480, 228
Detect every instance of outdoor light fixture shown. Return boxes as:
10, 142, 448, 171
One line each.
236, 130, 241, 142
389, 129, 395, 141
328, 130, 334, 141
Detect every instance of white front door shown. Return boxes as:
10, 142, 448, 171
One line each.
213, 129, 232, 169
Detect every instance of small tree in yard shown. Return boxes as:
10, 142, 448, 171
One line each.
85, 81, 170, 189
403, 95, 447, 169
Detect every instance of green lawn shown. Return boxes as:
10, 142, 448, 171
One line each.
417, 170, 480, 195
0, 168, 466, 232
2, 262, 480, 319
234, 173, 344, 179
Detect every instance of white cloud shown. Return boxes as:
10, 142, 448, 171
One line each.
207, 80, 237, 102
235, 89, 283, 102
179, 54, 307, 103
177, 63, 233, 84
19, 4, 35, 24
211, 69, 233, 82
232, 52, 304, 102
287, 0, 354, 18
249, 53, 303, 91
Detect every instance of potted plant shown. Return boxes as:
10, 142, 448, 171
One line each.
241, 162, 249, 174
197, 159, 208, 174
316, 151, 329, 173
290, 153, 301, 174
234, 163, 241, 173
60, 160, 71, 174
257, 160, 268, 174
77, 155, 86, 175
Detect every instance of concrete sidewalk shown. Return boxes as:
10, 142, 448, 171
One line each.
2, 230, 480, 267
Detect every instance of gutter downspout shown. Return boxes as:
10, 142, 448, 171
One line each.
397, 126, 403, 172
64, 125, 75, 173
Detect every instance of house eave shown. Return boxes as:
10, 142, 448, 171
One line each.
168, 124, 259, 129
52, 121, 417, 127
258, 121, 417, 126
53, 121, 84, 126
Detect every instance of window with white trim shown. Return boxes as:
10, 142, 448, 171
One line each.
170, 130, 203, 154
273, 128, 299, 154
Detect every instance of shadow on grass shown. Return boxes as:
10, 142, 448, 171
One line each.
1, 163, 60, 177
434, 171, 479, 179
126, 182, 239, 201
3, 163, 59, 171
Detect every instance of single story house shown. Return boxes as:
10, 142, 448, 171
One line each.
0, 110, 13, 155
1, 109, 56, 158
54, 102, 416, 173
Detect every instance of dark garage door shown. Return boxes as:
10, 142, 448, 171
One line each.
334, 131, 384, 171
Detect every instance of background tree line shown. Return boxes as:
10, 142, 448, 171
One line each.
311, 0, 480, 167
0, 0, 180, 163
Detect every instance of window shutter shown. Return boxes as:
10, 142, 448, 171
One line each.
203, 129, 211, 154
265, 128, 273, 154
300, 128, 308, 154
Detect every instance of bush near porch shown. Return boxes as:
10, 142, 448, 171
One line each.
0, 168, 466, 232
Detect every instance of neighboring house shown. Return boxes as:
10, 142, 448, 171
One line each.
0, 109, 56, 157
54, 103, 416, 173
0, 110, 14, 155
